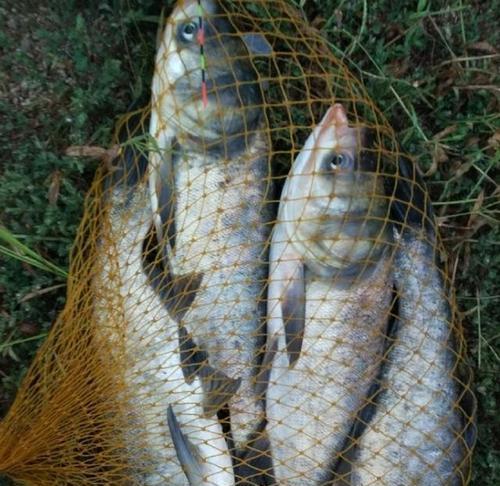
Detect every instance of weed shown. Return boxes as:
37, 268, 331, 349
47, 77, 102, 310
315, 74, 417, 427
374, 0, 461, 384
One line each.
0, 0, 498, 484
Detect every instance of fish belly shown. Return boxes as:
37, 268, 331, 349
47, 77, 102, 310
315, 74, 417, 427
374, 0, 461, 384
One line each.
93, 186, 210, 485
350, 237, 464, 486
267, 258, 392, 485
172, 141, 271, 447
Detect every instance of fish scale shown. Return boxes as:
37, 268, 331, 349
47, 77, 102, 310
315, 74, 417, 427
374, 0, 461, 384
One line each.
149, 1, 274, 480
171, 134, 271, 447
265, 104, 394, 485
348, 235, 468, 486
94, 161, 234, 485
267, 254, 393, 484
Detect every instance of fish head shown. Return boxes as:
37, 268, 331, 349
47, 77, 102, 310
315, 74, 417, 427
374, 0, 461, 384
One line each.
297, 104, 376, 197
283, 104, 391, 275
152, 0, 264, 147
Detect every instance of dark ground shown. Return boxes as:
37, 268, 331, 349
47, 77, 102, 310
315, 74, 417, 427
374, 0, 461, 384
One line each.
0, 0, 498, 484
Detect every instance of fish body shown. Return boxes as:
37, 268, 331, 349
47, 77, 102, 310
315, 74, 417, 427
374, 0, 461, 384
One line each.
93, 142, 234, 486
265, 104, 393, 484
346, 224, 474, 484
149, 0, 272, 466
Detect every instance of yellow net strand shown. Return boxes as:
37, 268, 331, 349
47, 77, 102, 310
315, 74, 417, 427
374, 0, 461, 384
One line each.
0, 1, 475, 485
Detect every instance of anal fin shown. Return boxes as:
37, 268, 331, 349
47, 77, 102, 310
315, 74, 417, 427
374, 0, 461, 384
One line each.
178, 324, 208, 385
178, 326, 242, 416
199, 366, 242, 418
281, 263, 305, 367
166, 272, 204, 321
167, 405, 203, 486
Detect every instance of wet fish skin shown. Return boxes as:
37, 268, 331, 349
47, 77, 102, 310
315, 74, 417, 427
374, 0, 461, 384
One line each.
338, 152, 475, 485
94, 142, 234, 486
265, 104, 393, 484
169, 136, 272, 449
149, 0, 269, 259
347, 234, 473, 486
149, 0, 273, 458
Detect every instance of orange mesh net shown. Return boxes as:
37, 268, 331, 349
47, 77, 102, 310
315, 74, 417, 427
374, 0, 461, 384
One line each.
0, 1, 476, 485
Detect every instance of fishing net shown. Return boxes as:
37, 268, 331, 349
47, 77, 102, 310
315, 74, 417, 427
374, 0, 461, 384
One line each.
0, 1, 476, 485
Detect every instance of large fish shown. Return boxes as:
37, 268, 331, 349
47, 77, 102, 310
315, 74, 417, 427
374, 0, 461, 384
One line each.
149, 0, 274, 478
263, 104, 394, 484
341, 159, 476, 485
93, 123, 236, 486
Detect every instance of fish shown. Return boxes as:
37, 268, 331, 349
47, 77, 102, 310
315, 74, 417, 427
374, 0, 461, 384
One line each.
93, 115, 236, 486
341, 158, 477, 486
263, 103, 394, 484
149, 0, 274, 480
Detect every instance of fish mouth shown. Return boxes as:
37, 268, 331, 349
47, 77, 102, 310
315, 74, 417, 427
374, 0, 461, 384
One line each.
317, 103, 348, 143
174, 0, 220, 16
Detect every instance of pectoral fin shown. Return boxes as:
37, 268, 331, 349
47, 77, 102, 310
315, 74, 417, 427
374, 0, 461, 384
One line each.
241, 33, 273, 57
149, 136, 178, 279
178, 326, 241, 413
267, 227, 306, 368
149, 139, 173, 239
199, 366, 242, 417
281, 261, 306, 367
167, 405, 203, 486
156, 150, 177, 249
166, 272, 204, 321
178, 324, 209, 385
143, 225, 203, 322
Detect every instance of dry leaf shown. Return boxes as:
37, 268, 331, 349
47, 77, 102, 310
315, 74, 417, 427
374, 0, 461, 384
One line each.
468, 41, 498, 54
66, 144, 121, 167
18, 322, 39, 336
467, 190, 485, 230
487, 130, 500, 149
48, 170, 62, 205
425, 126, 457, 176
433, 125, 458, 141
19, 283, 66, 303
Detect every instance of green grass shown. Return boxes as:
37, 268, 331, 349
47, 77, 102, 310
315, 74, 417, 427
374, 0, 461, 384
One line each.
0, 0, 498, 484
0, 0, 160, 414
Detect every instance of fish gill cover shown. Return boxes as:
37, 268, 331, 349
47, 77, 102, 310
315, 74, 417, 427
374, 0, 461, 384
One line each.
0, 0, 476, 485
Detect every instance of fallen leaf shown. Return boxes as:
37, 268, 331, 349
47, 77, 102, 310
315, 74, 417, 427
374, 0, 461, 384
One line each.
19, 283, 66, 303
18, 322, 39, 336
467, 190, 485, 230
311, 15, 325, 29
465, 136, 480, 148
66, 145, 121, 167
48, 170, 62, 205
426, 144, 448, 176
468, 41, 498, 54
433, 124, 458, 141
487, 130, 500, 149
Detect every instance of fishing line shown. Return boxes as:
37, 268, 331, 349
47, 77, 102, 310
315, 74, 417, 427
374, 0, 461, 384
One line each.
196, 0, 208, 108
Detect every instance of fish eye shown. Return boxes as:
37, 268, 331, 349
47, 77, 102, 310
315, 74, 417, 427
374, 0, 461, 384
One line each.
181, 22, 198, 41
327, 153, 349, 169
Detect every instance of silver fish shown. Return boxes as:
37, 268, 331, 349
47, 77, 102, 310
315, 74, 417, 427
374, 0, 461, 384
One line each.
93, 135, 235, 486
149, 0, 273, 475
343, 161, 476, 486
264, 104, 394, 484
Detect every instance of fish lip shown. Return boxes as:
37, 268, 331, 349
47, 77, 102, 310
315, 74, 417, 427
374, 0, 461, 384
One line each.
175, 0, 220, 16
317, 103, 347, 141
175, 0, 198, 12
